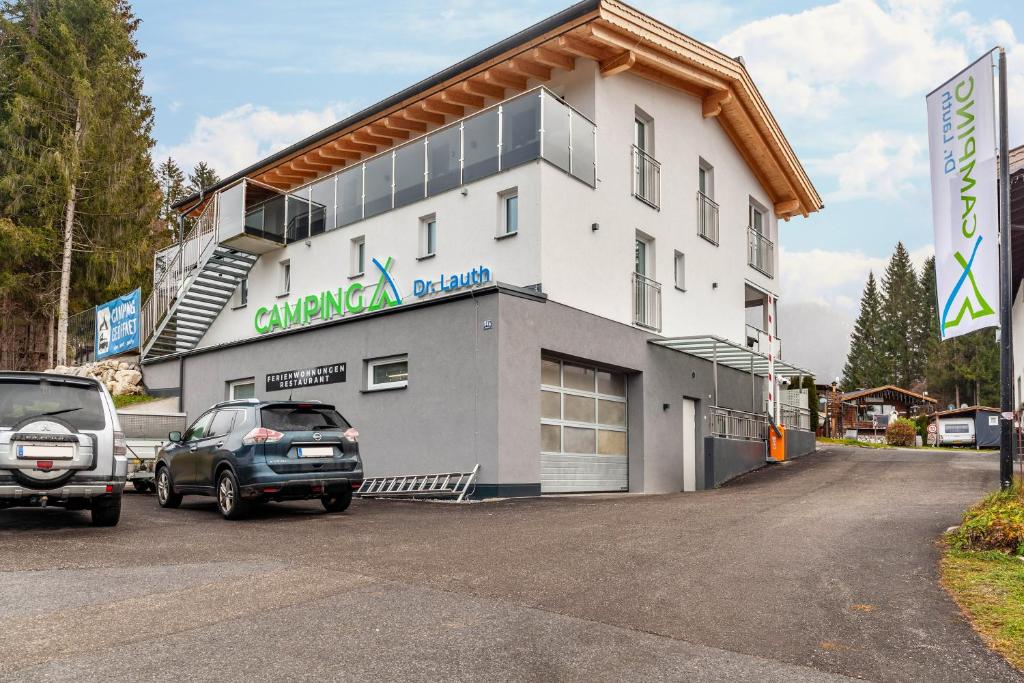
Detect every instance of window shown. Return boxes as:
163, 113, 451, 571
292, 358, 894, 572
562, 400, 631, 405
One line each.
634, 115, 650, 153
674, 251, 686, 291
350, 236, 366, 277
634, 234, 653, 277
419, 215, 437, 258
228, 378, 255, 400
261, 405, 351, 432
750, 203, 766, 235
234, 278, 248, 309
183, 411, 214, 442
279, 261, 290, 296
698, 159, 714, 198
367, 355, 408, 391
208, 410, 238, 439
499, 191, 518, 236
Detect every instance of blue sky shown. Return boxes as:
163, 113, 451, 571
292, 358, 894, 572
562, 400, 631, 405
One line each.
134, 0, 1024, 377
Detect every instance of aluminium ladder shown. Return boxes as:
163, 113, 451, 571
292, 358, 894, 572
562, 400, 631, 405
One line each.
357, 464, 480, 502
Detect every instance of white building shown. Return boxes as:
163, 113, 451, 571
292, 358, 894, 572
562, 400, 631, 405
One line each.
142, 0, 823, 496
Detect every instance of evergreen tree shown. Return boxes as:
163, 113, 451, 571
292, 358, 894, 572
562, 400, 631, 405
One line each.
878, 242, 923, 386
841, 272, 886, 390
187, 161, 219, 195
157, 157, 187, 228
0, 0, 161, 366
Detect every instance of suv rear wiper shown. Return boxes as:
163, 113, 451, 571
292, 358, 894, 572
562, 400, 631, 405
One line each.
25, 407, 82, 419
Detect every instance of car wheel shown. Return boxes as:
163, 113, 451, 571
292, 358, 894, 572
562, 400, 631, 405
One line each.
91, 496, 122, 527
217, 470, 247, 520
321, 487, 353, 513
156, 467, 182, 508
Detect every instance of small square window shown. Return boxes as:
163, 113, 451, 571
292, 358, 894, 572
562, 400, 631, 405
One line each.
228, 378, 256, 400
350, 236, 365, 277
367, 355, 408, 391
674, 251, 686, 291
419, 215, 437, 258
279, 261, 290, 296
498, 190, 518, 238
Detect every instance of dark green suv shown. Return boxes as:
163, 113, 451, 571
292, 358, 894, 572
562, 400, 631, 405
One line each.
154, 400, 363, 519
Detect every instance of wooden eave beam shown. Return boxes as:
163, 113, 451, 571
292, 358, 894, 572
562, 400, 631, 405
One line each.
351, 131, 391, 147
263, 168, 308, 183
774, 199, 801, 218
599, 50, 635, 77
441, 89, 485, 108
367, 123, 409, 140
291, 158, 331, 173
421, 98, 464, 117
702, 89, 733, 118
331, 138, 377, 154
531, 46, 576, 71
505, 57, 551, 82
556, 34, 611, 61
315, 147, 361, 161
402, 105, 445, 126
255, 176, 291, 190
462, 79, 504, 100
483, 69, 528, 92
383, 115, 427, 132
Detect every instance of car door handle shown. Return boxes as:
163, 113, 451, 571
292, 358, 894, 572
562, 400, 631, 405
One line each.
214, 442, 224, 448
189, 445, 198, 452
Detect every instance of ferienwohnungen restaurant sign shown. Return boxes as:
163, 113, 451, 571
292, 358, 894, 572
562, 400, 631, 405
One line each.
926, 52, 998, 340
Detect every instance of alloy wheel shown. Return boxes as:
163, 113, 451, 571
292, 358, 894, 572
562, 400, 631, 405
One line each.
218, 475, 235, 515
157, 470, 169, 504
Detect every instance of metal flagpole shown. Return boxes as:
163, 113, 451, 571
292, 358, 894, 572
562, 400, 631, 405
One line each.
997, 47, 1014, 490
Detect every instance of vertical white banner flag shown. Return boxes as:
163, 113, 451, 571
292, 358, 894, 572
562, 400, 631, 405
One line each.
926, 53, 999, 340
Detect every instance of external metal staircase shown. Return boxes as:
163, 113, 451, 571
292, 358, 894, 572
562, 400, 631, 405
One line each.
141, 195, 258, 360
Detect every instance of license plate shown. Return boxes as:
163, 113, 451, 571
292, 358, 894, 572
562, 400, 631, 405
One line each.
297, 446, 334, 458
17, 444, 74, 460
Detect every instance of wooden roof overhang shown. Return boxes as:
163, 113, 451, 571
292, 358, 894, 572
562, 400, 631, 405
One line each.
841, 385, 938, 406
176, 0, 822, 221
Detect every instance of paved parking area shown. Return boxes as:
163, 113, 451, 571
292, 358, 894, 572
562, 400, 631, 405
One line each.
0, 446, 1019, 682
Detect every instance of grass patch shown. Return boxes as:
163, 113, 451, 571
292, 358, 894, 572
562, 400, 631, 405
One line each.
817, 437, 989, 453
947, 484, 1024, 554
817, 437, 889, 449
941, 550, 1024, 672
112, 394, 156, 409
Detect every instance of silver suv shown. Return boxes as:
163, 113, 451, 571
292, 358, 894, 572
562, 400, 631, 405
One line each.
0, 372, 128, 526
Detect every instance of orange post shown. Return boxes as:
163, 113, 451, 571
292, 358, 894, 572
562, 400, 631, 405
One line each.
769, 425, 787, 462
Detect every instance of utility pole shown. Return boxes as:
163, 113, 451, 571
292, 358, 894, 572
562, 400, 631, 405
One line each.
997, 48, 1014, 490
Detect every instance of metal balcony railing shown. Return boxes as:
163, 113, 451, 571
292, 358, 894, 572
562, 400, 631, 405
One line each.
632, 272, 662, 331
696, 191, 719, 244
747, 228, 775, 277
709, 406, 769, 441
632, 145, 660, 209
779, 403, 812, 430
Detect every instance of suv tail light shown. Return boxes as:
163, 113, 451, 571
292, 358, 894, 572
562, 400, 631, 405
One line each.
113, 431, 127, 457
242, 427, 284, 445
343, 427, 359, 443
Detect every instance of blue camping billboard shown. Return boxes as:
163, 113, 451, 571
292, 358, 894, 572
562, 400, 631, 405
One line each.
95, 289, 141, 360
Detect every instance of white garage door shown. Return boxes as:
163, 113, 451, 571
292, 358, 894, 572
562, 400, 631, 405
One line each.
540, 356, 628, 493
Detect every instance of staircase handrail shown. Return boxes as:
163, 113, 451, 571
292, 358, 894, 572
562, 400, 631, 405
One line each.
140, 194, 220, 350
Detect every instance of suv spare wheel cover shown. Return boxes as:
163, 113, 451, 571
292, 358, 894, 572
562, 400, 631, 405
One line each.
9, 417, 83, 488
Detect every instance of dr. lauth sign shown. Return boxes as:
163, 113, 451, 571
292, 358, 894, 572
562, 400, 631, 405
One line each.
926, 54, 999, 340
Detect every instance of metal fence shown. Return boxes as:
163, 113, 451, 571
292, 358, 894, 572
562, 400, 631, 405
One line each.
66, 307, 96, 365
708, 405, 769, 441
697, 191, 719, 244
632, 145, 661, 209
747, 228, 775, 277
117, 412, 187, 439
632, 272, 662, 332
779, 403, 812, 431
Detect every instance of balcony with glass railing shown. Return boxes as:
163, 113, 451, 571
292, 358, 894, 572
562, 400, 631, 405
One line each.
747, 228, 774, 278
213, 87, 597, 254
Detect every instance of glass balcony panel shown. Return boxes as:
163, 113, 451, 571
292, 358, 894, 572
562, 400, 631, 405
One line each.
394, 140, 426, 209
249, 194, 285, 240
216, 181, 245, 240
337, 166, 362, 227
426, 125, 461, 196
570, 111, 595, 186
463, 109, 499, 183
364, 154, 393, 219
542, 94, 571, 173
309, 177, 334, 236
285, 191, 310, 242
501, 92, 541, 169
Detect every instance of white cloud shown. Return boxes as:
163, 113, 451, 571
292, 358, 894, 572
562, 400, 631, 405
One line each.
155, 102, 357, 180
810, 131, 926, 202
715, 0, 972, 118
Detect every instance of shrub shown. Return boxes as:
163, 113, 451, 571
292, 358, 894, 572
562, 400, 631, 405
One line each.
885, 417, 917, 447
947, 484, 1024, 554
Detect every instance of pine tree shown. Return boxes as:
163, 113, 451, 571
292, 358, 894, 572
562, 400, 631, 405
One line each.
841, 272, 886, 390
157, 157, 187, 228
878, 242, 923, 386
187, 161, 220, 195
0, 0, 161, 366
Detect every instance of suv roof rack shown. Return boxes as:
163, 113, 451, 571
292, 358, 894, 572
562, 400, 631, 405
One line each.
214, 398, 261, 407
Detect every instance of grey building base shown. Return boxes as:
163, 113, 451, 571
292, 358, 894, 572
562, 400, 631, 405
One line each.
143, 286, 774, 497
703, 437, 766, 488
786, 429, 816, 459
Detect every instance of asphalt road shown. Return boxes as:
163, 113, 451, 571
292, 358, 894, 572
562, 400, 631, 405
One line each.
0, 446, 1019, 682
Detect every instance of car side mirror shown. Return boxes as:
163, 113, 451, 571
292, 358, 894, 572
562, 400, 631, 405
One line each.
168, 431, 182, 443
